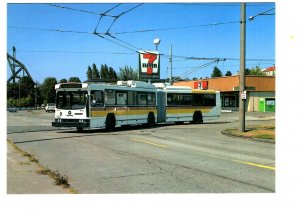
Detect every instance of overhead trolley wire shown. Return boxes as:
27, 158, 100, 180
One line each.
93, 32, 138, 53
8, 26, 93, 35
114, 20, 240, 35
104, 3, 144, 34
94, 3, 122, 33
179, 60, 222, 78
46, 3, 118, 17
7, 25, 277, 62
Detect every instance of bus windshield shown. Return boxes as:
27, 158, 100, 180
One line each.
56, 91, 87, 110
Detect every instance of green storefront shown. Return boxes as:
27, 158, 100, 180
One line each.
259, 98, 275, 112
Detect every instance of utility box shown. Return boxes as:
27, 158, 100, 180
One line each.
259, 98, 275, 112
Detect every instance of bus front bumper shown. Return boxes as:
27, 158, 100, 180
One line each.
52, 119, 90, 128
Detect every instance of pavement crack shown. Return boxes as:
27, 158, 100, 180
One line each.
96, 171, 166, 180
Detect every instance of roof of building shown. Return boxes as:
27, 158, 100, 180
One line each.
262, 66, 276, 72
173, 75, 275, 92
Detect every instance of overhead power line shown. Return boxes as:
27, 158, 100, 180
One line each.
179, 60, 221, 79
165, 3, 274, 7
7, 49, 135, 55
8, 26, 275, 62
93, 32, 138, 53
114, 20, 240, 35
102, 3, 144, 34
94, 3, 122, 32
8, 26, 93, 35
46, 3, 118, 18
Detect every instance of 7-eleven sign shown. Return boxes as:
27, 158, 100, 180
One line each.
138, 51, 160, 79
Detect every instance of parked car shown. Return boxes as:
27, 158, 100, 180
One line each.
7, 106, 18, 112
45, 103, 56, 112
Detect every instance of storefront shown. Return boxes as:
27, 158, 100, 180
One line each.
173, 75, 275, 112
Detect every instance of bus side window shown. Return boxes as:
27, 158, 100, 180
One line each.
180, 94, 192, 106
91, 90, 104, 107
192, 94, 203, 106
105, 90, 116, 105
138, 93, 147, 106
148, 93, 156, 106
116, 91, 127, 105
203, 94, 216, 106
167, 93, 179, 106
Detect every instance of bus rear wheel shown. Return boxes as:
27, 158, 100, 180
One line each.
147, 112, 155, 127
192, 111, 203, 124
77, 127, 83, 132
105, 114, 116, 131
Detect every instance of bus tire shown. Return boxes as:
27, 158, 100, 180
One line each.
105, 114, 116, 131
77, 127, 83, 132
147, 112, 155, 127
192, 111, 203, 124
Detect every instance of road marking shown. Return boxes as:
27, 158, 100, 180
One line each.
130, 138, 168, 148
233, 160, 275, 171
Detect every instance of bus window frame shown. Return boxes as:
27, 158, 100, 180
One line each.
104, 89, 116, 106
90, 90, 104, 107
116, 90, 128, 106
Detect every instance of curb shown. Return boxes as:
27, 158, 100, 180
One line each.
7, 139, 78, 194
221, 130, 275, 144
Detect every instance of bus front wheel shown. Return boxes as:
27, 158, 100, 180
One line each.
192, 111, 203, 124
105, 114, 116, 131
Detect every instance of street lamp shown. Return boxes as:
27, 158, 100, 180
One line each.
153, 38, 161, 50
248, 8, 275, 21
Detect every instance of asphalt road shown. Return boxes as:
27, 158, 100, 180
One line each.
7, 110, 275, 193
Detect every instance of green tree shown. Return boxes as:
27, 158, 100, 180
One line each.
7, 76, 35, 107
7, 82, 19, 99
59, 78, 67, 83
100, 64, 109, 79
41, 77, 57, 104
246, 66, 265, 76
225, 71, 232, 76
86, 65, 93, 80
19, 76, 35, 98
68, 77, 81, 82
118, 66, 138, 80
108, 66, 118, 80
92, 63, 100, 79
211, 66, 222, 77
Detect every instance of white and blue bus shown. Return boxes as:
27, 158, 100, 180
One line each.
52, 81, 221, 131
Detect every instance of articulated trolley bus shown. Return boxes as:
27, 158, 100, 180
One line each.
52, 81, 221, 131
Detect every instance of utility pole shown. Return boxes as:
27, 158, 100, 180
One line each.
239, 3, 246, 132
169, 45, 173, 84
35, 81, 38, 110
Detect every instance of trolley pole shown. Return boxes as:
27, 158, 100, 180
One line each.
239, 3, 246, 132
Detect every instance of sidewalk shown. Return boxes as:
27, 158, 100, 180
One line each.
7, 141, 71, 194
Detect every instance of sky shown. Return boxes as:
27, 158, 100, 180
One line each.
6, 1, 275, 83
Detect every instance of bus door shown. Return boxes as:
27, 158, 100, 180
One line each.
157, 91, 166, 123
127, 91, 137, 123
137, 92, 148, 121
166, 93, 180, 121
179, 94, 193, 119
116, 91, 128, 125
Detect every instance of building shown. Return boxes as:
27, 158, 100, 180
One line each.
173, 75, 275, 112
262, 65, 276, 76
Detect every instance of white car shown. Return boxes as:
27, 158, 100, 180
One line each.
45, 103, 56, 112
